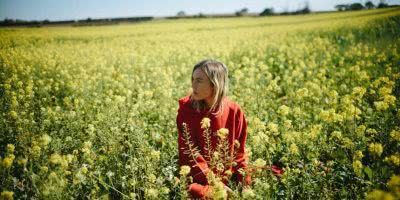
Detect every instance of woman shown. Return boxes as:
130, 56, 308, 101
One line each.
176, 59, 251, 199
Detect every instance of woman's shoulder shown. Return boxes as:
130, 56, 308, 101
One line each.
177, 96, 193, 113
224, 96, 243, 113
178, 95, 191, 105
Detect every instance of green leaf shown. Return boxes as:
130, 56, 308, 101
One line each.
364, 166, 373, 180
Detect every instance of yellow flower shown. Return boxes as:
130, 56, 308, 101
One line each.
254, 158, 266, 168
216, 163, 224, 173
201, 117, 211, 129
49, 172, 58, 181
213, 151, 221, 160
388, 175, 400, 193
310, 124, 322, 140
2, 156, 14, 168
345, 104, 362, 120
296, 88, 309, 99
353, 150, 364, 160
224, 169, 232, 177
160, 187, 170, 195
6, 144, 15, 153
81, 141, 92, 154
368, 143, 383, 157
81, 166, 88, 174
328, 90, 338, 98
86, 124, 95, 135
66, 154, 74, 163
367, 190, 394, 200
150, 150, 160, 161
50, 153, 62, 165
39, 134, 52, 146
17, 158, 27, 166
384, 155, 400, 166
217, 128, 229, 139
383, 95, 396, 106
374, 101, 389, 111
390, 130, 400, 142
366, 128, 378, 136
355, 125, 366, 137
284, 120, 292, 129
267, 122, 279, 134
40, 166, 48, 173
234, 139, 240, 148
0, 191, 14, 200
293, 107, 302, 117
379, 86, 392, 96
251, 117, 265, 130
289, 143, 299, 155
331, 131, 342, 140
352, 86, 366, 99
343, 137, 354, 149
320, 109, 335, 123
242, 188, 256, 199
209, 180, 227, 200
145, 188, 158, 199
352, 160, 363, 174
179, 165, 191, 176
9, 111, 18, 120
31, 145, 41, 159
148, 174, 156, 183
278, 105, 290, 116
312, 159, 320, 167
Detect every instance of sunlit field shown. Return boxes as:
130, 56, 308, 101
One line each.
1, 7, 400, 199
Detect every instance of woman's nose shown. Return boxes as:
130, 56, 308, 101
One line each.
192, 82, 197, 90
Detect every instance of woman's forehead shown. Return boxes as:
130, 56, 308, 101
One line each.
192, 68, 207, 79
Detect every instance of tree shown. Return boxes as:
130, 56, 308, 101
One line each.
378, 0, 388, 8
260, 8, 274, 16
335, 4, 349, 11
349, 3, 364, 10
196, 13, 206, 18
177, 11, 186, 17
365, 1, 375, 9
298, 1, 310, 14
235, 8, 248, 16
3, 18, 15, 24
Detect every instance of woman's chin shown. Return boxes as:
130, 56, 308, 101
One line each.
191, 95, 201, 101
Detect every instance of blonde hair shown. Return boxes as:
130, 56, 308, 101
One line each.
190, 59, 229, 115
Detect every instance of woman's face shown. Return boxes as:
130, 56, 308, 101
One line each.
191, 68, 214, 105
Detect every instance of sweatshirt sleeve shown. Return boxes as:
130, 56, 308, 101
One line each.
177, 110, 209, 188
177, 112, 190, 167
233, 108, 251, 185
188, 183, 209, 199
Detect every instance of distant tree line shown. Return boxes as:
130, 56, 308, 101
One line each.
0, 16, 153, 27
335, 1, 390, 11
259, 1, 310, 16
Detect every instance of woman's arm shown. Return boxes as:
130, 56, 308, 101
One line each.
232, 109, 252, 185
177, 116, 209, 184
177, 114, 210, 198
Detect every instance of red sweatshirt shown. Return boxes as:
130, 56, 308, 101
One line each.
176, 95, 251, 198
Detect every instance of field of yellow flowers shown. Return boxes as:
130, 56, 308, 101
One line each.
1, 7, 400, 199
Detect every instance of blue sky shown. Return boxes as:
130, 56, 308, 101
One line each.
0, 0, 399, 21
